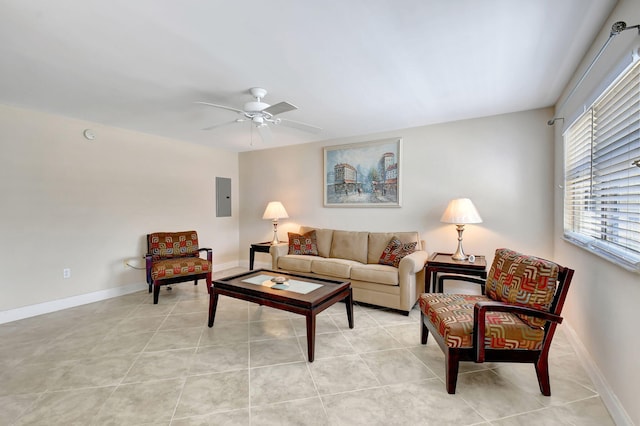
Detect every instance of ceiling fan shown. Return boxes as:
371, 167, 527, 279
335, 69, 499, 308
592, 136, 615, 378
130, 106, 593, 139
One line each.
195, 87, 322, 144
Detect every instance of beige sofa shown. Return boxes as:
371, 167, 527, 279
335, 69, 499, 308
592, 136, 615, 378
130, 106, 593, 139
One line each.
270, 226, 429, 314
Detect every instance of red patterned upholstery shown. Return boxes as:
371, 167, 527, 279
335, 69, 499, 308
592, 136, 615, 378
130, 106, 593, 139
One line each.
378, 237, 417, 267
148, 231, 200, 261
485, 248, 559, 327
419, 248, 574, 396
150, 257, 211, 281
145, 231, 212, 304
418, 293, 544, 350
288, 231, 319, 256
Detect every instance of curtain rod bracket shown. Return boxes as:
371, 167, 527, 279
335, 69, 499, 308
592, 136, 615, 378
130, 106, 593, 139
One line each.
548, 21, 640, 126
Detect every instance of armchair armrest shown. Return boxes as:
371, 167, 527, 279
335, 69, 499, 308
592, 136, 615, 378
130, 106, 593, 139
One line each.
436, 274, 486, 293
198, 247, 213, 262
473, 301, 563, 362
144, 253, 153, 285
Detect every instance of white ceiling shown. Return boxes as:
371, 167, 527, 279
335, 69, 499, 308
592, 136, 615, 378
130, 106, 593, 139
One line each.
0, 0, 618, 151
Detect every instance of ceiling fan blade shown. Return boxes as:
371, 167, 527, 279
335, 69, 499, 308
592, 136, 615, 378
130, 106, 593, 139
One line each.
202, 119, 244, 131
256, 124, 273, 144
194, 101, 245, 114
278, 118, 322, 134
263, 101, 297, 116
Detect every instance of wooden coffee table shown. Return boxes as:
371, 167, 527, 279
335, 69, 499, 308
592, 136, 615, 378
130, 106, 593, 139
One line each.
208, 269, 353, 362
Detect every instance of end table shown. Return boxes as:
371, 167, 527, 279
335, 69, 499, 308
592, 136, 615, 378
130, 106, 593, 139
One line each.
249, 242, 272, 270
425, 252, 487, 293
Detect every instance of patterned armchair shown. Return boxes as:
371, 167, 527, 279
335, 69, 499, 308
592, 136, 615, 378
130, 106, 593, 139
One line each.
145, 231, 213, 304
419, 248, 574, 395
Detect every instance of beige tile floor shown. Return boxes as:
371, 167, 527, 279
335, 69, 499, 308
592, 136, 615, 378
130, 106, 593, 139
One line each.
0, 268, 615, 425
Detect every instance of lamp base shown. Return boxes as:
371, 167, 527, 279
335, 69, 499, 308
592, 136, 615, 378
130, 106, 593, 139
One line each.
451, 224, 467, 260
451, 249, 467, 261
271, 220, 280, 245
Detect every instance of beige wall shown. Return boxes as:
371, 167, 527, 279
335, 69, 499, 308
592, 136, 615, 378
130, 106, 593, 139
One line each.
239, 107, 556, 273
0, 105, 240, 312
551, 0, 640, 423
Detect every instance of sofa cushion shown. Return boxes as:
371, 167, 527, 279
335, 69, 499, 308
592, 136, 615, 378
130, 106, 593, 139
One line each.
310, 258, 357, 279
278, 255, 313, 273
300, 226, 333, 258
330, 230, 368, 264
368, 232, 421, 264
288, 231, 319, 256
378, 238, 417, 267
351, 264, 398, 286
485, 248, 559, 328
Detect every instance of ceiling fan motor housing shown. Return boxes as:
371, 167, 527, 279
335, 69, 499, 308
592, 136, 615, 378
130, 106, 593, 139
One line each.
244, 100, 270, 113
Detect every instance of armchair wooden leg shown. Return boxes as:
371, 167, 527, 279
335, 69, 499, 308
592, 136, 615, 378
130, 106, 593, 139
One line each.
153, 283, 160, 304
194, 279, 198, 286
421, 314, 430, 344
148, 283, 152, 293
445, 350, 460, 394
535, 356, 551, 396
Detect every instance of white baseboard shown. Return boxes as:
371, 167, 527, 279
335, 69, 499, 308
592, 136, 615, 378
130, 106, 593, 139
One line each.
563, 321, 633, 426
217, 261, 243, 272
0, 261, 244, 325
0, 282, 146, 324
250, 260, 273, 270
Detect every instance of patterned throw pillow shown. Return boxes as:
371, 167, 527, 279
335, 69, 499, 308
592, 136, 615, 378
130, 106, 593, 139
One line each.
288, 231, 319, 256
378, 237, 417, 267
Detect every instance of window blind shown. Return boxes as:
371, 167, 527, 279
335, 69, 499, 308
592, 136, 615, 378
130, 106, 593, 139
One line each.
564, 59, 640, 271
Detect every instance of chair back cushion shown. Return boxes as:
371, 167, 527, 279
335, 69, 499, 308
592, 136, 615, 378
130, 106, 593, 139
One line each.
485, 248, 559, 327
148, 231, 200, 261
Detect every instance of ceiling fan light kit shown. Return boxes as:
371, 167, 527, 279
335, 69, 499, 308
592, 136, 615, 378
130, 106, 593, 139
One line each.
196, 87, 322, 144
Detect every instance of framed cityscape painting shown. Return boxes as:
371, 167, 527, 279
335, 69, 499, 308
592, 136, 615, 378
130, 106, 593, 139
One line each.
323, 138, 402, 207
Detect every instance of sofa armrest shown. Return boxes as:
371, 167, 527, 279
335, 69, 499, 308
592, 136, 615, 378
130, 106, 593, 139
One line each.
397, 250, 429, 312
269, 243, 289, 269
398, 250, 429, 275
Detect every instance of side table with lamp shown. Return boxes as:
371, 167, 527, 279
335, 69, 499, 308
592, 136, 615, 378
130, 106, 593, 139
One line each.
250, 201, 289, 270
424, 253, 487, 293
426, 198, 487, 292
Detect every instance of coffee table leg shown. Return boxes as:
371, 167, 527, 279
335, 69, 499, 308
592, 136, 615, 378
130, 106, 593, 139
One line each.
208, 291, 219, 327
305, 314, 316, 362
345, 288, 354, 329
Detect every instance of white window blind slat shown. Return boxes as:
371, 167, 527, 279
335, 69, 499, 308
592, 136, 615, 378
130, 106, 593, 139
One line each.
563, 59, 640, 272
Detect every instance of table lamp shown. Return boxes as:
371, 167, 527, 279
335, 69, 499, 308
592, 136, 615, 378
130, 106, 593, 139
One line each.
440, 198, 482, 260
262, 201, 289, 244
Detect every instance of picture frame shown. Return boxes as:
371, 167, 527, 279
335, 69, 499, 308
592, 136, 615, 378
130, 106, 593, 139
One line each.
323, 138, 402, 207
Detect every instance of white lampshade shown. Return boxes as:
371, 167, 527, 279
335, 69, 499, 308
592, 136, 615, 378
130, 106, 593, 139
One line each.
262, 201, 289, 220
440, 198, 482, 224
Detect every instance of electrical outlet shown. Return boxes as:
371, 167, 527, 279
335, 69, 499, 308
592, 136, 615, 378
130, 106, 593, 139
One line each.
63, 268, 71, 279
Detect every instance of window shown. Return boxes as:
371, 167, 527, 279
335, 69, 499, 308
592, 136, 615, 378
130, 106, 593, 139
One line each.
564, 59, 640, 272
